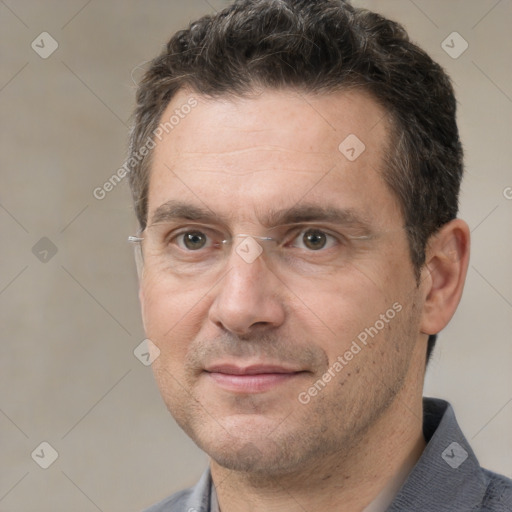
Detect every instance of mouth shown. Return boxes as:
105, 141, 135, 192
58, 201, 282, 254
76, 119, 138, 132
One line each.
204, 364, 307, 393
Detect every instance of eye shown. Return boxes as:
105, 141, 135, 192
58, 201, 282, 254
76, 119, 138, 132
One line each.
291, 228, 338, 251
175, 230, 211, 251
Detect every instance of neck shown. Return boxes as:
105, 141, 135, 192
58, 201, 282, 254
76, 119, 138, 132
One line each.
211, 389, 426, 512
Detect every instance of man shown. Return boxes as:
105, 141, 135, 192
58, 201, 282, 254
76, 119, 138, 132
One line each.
127, 1, 512, 510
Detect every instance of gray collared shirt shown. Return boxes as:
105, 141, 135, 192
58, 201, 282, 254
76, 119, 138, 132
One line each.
143, 398, 512, 511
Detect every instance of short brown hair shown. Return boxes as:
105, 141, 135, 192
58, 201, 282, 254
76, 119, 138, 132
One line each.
128, 0, 464, 360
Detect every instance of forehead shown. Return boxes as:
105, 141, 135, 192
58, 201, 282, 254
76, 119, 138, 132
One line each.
147, 88, 400, 229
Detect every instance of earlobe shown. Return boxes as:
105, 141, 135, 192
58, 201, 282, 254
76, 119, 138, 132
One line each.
420, 219, 470, 335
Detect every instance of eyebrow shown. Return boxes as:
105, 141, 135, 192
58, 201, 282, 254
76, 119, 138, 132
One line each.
149, 200, 374, 233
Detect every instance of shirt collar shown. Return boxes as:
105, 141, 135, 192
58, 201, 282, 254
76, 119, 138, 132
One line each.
386, 397, 488, 511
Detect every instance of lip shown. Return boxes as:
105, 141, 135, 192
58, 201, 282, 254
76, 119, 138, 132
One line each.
204, 364, 305, 393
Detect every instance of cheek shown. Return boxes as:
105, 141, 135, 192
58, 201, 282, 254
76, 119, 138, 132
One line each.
298, 261, 410, 364
301, 266, 392, 330
140, 272, 207, 357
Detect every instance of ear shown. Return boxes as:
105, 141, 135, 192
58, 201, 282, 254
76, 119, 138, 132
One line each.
137, 272, 151, 334
133, 241, 147, 329
419, 219, 470, 335
134, 242, 144, 281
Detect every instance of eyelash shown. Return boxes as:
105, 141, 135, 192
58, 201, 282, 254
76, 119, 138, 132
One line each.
169, 226, 342, 252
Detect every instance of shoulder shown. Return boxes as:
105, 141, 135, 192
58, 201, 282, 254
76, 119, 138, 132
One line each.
141, 468, 212, 512
480, 469, 512, 511
142, 488, 193, 512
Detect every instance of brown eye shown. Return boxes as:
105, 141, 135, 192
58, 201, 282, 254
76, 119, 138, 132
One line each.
303, 229, 327, 250
181, 231, 208, 250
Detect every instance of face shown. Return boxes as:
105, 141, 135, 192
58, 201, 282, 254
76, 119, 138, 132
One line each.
139, 88, 427, 475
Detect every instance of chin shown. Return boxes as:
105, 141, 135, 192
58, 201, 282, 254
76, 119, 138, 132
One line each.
208, 439, 304, 475
182, 412, 323, 476
171, 409, 279, 470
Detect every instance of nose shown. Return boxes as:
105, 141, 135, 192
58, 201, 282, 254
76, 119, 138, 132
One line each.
208, 238, 286, 336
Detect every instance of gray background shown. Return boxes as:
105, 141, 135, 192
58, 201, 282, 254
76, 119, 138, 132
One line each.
1, 1, 511, 510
